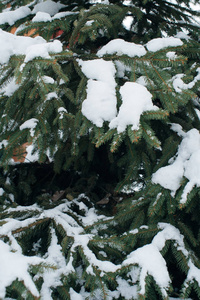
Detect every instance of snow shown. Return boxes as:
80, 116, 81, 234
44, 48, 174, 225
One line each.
46, 92, 58, 101
40, 227, 69, 298
0, 139, 8, 149
70, 288, 83, 300
195, 108, 200, 120
97, 38, 146, 57
82, 79, 117, 127
20, 118, 38, 137
166, 51, 177, 60
52, 11, 78, 20
125, 244, 170, 296
152, 128, 200, 203
58, 107, 67, 119
85, 20, 94, 26
0, 29, 46, 64
0, 1, 75, 26
154, 159, 184, 194
173, 68, 200, 92
0, 78, 19, 96
32, 0, 65, 16
170, 123, 185, 137
0, 6, 31, 26
123, 223, 188, 296
0, 196, 196, 298
90, 0, 110, 4
0, 239, 42, 298
175, 31, 191, 41
32, 11, 52, 23
42, 76, 55, 84
0, 29, 62, 66
79, 60, 158, 131
0, 2, 199, 296
24, 39, 62, 63
146, 37, 183, 52
136, 75, 148, 86
25, 144, 39, 163
33, 11, 77, 22
169, 298, 191, 300
114, 60, 131, 78
78, 59, 117, 127
0, 188, 4, 196
155, 223, 188, 255
0, 0, 67, 26
79, 37, 189, 131
0, 198, 116, 298
115, 278, 138, 299
78, 58, 116, 87
109, 82, 158, 133
186, 260, 200, 286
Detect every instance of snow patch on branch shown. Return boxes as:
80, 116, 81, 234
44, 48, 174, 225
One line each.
146, 37, 183, 52
32, 10, 78, 22
82, 79, 117, 127
109, 82, 158, 133
0, 238, 43, 298
40, 227, 69, 298
24, 39, 62, 63
124, 243, 170, 296
70, 288, 84, 300
58, 107, 67, 119
186, 260, 200, 286
32, 11, 52, 22
123, 223, 188, 297
173, 68, 200, 92
97, 37, 183, 58
97, 38, 147, 57
0, 196, 195, 299
0, 29, 46, 64
152, 128, 200, 203
0, 6, 31, 26
79, 59, 158, 131
20, 118, 38, 137
78, 58, 116, 87
0, 29, 62, 65
78, 59, 117, 127
0, 196, 117, 298
32, 0, 65, 16
0, 77, 19, 96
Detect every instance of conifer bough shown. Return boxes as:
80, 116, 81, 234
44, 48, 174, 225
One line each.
0, 0, 200, 299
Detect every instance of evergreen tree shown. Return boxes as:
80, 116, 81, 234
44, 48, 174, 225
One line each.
0, 0, 200, 299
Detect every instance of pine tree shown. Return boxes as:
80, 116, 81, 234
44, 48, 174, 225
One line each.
0, 0, 200, 299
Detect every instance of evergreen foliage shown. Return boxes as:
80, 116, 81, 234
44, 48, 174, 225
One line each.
0, 0, 200, 299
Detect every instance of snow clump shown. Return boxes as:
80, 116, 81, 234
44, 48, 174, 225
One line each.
109, 82, 158, 133
0, 6, 31, 26
97, 38, 147, 57
152, 128, 200, 203
146, 37, 183, 52
32, 0, 65, 16
0, 29, 62, 66
78, 59, 117, 127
